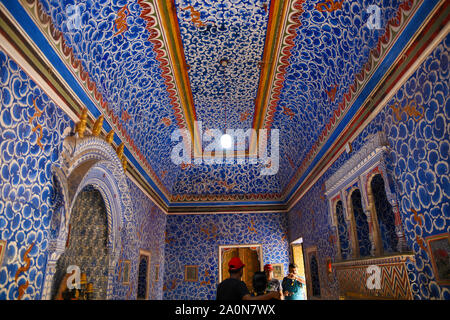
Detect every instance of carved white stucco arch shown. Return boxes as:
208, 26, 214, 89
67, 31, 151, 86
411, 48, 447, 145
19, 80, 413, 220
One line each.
42, 135, 137, 300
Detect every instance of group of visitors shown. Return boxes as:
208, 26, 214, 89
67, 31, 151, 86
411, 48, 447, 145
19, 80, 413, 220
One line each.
216, 257, 305, 300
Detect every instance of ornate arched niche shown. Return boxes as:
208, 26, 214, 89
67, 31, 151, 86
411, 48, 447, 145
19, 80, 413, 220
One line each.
328, 194, 351, 260
42, 134, 137, 300
347, 186, 372, 257
325, 133, 414, 299
325, 132, 408, 260
51, 186, 109, 299
365, 169, 409, 254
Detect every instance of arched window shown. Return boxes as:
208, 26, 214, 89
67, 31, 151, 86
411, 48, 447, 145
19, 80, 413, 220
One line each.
310, 254, 321, 297
371, 174, 398, 253
335, 201, 350, 259
351, 189, 371, 257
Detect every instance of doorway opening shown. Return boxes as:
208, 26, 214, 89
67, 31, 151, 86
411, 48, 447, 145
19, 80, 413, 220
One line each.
291, 238, 307, 300
137, 249, 151, 300
219, 245, 263, 294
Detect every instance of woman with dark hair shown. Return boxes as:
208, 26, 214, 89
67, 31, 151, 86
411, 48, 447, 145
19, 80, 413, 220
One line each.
252, 271, 268, 296
282, 263, 305, 300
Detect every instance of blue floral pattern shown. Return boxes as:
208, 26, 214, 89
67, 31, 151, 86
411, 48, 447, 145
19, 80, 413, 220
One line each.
174, 0, 269, 130
35, 0, 406, 198
288, 35, 450, 300
0, 50, 73, 299
164, 212, 289, 300
39, 0, 183, 193
273, 0, 401, 193
127, 177, 166, 300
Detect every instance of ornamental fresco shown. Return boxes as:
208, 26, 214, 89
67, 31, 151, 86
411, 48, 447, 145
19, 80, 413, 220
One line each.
0, 0, 448, 302
164, 212, 289, 300
288, 35, 449, 300
0, 50, 73, 299
127, 177, 166, 300
33, 0, 420, 201
0, 48, 167, 299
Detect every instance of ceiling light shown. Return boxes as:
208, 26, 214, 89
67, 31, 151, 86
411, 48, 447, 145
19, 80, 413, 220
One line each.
220, 134, 232, 149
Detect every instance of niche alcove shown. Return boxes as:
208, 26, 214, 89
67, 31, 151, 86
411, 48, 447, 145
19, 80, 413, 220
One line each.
324, 132, 413, 299
41, 124, 138, 299
51, 186, 109, 299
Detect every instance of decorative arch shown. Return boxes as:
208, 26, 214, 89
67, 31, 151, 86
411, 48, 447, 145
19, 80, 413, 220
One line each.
345, 185, 361, 258
346, 186, 372, 258
365, 165, 409, 253
42, 135, 137, 300
334, 200, 350, 260
48, 167, 70, 249
367, 173, 400, 254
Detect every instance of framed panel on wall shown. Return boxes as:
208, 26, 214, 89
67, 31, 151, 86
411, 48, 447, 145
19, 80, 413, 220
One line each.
154, 265, 160, 282
122, 260, 131, 285
0, 240, 6, 266
304, 246, 321, 299
272, 264, 284, 280
184, 265, 199, 282
426, 233, 450, 285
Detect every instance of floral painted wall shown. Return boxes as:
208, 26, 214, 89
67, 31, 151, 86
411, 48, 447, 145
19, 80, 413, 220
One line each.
0, 49, 73, 299
127, 178, 166, 300
288, 34, 449, 300
164, 212, 289, 300
0, 48, 166, 300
